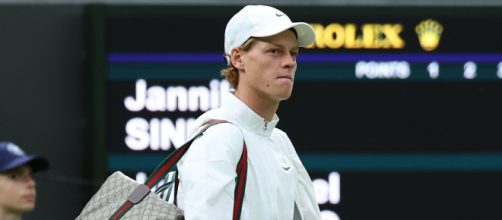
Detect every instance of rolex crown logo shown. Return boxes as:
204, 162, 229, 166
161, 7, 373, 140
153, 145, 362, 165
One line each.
415, 19, 443, 51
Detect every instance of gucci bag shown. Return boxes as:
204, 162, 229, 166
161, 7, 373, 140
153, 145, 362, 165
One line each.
76, 120, 248, 220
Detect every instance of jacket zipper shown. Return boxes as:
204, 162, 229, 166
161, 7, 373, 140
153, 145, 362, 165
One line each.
263, 120, 269, 131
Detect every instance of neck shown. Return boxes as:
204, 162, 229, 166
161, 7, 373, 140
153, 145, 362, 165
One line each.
234, 90, 279, 121
0, 209, 22, 220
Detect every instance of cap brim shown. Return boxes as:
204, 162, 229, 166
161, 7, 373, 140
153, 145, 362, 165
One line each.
251, 22, 316, 47
291, 22, 316, 47
28, 156, 50, 172
0, 156, 49, 172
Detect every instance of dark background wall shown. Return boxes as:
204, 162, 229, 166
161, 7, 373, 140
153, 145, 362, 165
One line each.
0, 5, 90, 219
0, 2, 501, 220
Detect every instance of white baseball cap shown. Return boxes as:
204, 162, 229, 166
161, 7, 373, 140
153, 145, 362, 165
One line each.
224, 5, 316, 64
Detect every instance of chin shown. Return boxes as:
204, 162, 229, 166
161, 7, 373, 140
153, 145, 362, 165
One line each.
19, 203, 36, 212
277, 93, 292, 101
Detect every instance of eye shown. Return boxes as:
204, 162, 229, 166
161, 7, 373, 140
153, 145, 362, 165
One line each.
9, 173, 20, 181
5, 169, 33, 182
268, 48, 282, 54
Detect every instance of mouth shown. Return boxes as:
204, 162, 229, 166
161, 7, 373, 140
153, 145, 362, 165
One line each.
22, 194, 36, 202
277, 75, 293, 81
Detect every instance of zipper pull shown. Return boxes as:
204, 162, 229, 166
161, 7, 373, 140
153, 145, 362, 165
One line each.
263, 120, 268, 131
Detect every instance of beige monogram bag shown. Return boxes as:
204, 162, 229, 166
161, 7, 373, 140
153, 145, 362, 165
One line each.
75, 120, 248, 220
75, 171, 183, 220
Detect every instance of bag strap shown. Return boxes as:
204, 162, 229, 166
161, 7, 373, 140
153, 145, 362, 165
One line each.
110, 119, 248, 220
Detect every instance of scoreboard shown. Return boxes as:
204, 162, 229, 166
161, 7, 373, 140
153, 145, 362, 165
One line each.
88, 5, 502, 220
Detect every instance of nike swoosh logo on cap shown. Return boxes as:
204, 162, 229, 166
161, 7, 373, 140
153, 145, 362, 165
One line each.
276, 13, 284, 17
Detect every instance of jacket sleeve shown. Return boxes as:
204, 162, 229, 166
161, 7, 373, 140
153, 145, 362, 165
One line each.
279, 131, 322, 220
291, 154, 322, 220
176, 123, 244, 220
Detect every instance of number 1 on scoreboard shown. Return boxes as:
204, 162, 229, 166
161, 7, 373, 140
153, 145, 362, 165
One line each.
497, 62, 502, 79
427, 61, 439, 79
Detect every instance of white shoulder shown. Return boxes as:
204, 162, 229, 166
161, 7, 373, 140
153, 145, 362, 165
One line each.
272, 128, 294, 148
185, 122, 245, 165
272, 128, 303, 162
273, 128, 289, 139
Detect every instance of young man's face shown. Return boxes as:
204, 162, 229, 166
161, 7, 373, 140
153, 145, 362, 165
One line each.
0, 165, 37, 215
237, 30, 299, 103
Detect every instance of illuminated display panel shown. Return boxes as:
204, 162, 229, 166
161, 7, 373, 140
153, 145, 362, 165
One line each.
88, 6, 502, 219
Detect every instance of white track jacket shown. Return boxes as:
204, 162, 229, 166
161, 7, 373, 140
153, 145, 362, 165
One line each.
176, 92, 321, 220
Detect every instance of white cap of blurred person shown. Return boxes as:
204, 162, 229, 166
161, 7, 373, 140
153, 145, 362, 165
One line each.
0, 141, 49, 220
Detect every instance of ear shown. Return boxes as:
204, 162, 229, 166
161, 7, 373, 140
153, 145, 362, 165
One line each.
230, 48, 245, 70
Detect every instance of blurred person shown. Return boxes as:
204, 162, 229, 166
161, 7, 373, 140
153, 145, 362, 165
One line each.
176, 5, 321, 220
0, 141, 49, 220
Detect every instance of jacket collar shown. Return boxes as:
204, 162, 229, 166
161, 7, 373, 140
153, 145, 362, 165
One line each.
221, 92, 279, 137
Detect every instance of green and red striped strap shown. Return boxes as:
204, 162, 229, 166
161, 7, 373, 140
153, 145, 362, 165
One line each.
110, 119, 248, 220
233, 142, 247, 220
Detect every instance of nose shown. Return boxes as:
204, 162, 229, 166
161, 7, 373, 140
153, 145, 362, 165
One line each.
23, 174, 37, 189
282, 53, 296, 69
27, 175, 36, 187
